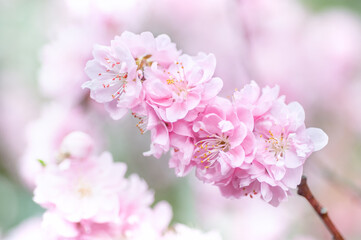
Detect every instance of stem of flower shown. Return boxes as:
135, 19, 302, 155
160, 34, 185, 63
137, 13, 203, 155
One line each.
297, 176, 344, 240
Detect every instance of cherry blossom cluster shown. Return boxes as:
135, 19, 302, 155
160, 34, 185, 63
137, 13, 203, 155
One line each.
31, 131, 222, 239
83, 31, 328, 207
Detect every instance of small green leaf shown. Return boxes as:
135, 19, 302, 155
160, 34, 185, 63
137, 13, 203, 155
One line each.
37, 159, 46, 167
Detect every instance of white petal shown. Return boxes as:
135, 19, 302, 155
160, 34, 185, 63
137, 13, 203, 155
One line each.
306, 127, 329, 151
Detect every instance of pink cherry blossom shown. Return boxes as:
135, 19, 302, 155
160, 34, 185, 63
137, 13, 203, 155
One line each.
219, 82, 328, 206
32, 131, 172, 239
20, 103, 101, 188
83, 31, 180, 120
253, 100, 328, 203
144, 53, 223, 122
34, 151, 127, 223
191, 96, 255, 184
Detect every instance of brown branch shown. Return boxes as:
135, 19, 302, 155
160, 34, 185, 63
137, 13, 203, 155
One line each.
297, 176, 344, 240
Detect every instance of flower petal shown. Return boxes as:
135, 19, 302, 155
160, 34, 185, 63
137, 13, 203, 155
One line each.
306, 127, 328, 151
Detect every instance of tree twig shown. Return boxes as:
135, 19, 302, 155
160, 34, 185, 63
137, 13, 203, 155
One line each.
297, 176, 344, 240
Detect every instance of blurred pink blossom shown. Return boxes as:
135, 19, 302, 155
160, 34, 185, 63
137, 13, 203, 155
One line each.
237, 0, 361, 109
20, 103, 101, 188
34, 152, 127, 223
33, 131, 172, 239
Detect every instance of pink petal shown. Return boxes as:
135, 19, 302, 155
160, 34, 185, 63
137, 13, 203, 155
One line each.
284, 150, 303, 168
202, 77, 223, 101
104, 101, 127, 120
228, 146, 245, 167
166, 102, 188, 122
306, 127, 328, 151
282, 166, 303, 188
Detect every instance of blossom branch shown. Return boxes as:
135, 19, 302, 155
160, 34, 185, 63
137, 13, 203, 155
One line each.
297, 176, 344, 240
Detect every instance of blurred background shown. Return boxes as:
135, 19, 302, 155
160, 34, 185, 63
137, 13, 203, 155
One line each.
1, 0, 361, 239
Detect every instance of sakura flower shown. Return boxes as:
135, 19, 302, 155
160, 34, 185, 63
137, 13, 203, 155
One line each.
144, 53, 223, 122
163, 224, 223, 240
20, 103, 100, 188
191, 97, 255, 184
253, 100, 328, 192
34, 151, 127, 223
220, 83, 328, 206
83, 31, 180, 120
82, 41, 139, 120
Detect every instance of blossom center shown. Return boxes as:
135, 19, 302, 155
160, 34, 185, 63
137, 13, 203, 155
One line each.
165, 62, 189, 98
194, 133, 231, 169
263, 131, 289, 161
76, 180, 92, 198
98, 57, 130, 100
135, 54, 152, 71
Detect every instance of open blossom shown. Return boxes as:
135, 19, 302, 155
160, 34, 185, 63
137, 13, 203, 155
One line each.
163, 224, 223, 240
34, 152, 127, 223
219, 82, 328, 206
82, 31, 180, 120
32, 131, 173, 239
191, 96, 255, 184
144, 53, 223, 122
20, 103, 101, 188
